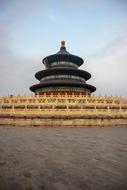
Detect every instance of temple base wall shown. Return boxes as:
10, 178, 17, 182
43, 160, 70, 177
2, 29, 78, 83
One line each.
0, 118, 127, 127
0, 94, 127, 127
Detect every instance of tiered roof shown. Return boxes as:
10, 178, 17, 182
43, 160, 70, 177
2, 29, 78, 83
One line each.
30, 41, 96, 94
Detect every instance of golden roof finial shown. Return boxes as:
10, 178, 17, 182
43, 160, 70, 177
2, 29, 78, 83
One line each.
61, 40, 65, 47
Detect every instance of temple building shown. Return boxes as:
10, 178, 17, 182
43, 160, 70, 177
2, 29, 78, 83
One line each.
0, 41, 127, 127
30, 41, 96, 95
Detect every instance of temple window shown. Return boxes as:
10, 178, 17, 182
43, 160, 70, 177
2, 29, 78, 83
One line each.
14, 106, 25, 109
40, 105, 52, 109
27, 105, 38, 109
54, 105, 67, 109
40, 75, 85, 82
68, 106, 81, 109
51, 61, 78, 67
2, 106, 13, 109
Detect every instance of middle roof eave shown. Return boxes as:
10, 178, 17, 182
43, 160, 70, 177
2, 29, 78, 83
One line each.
35, 68, 91, 81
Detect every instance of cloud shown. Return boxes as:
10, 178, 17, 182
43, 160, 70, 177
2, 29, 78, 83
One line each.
0, 18, 127, 97
0, 1, 47, 96
0, 48, 43, 96
0, 24, 44, 96
0, 0, 127, 97
82, 34, 127, 97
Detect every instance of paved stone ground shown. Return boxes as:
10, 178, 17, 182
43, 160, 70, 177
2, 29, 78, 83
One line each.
0, 126, 127, 190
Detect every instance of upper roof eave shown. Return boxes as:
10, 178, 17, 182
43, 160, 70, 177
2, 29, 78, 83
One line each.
42, 53, 84, 66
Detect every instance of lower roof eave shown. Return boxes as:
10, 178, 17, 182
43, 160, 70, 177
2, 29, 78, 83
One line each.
30, 82, 96, 93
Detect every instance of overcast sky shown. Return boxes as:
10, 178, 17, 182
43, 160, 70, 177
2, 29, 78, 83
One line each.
0, 0, 127, 97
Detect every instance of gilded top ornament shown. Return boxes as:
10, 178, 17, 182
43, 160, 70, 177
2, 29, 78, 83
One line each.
61, 40, 65, 47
